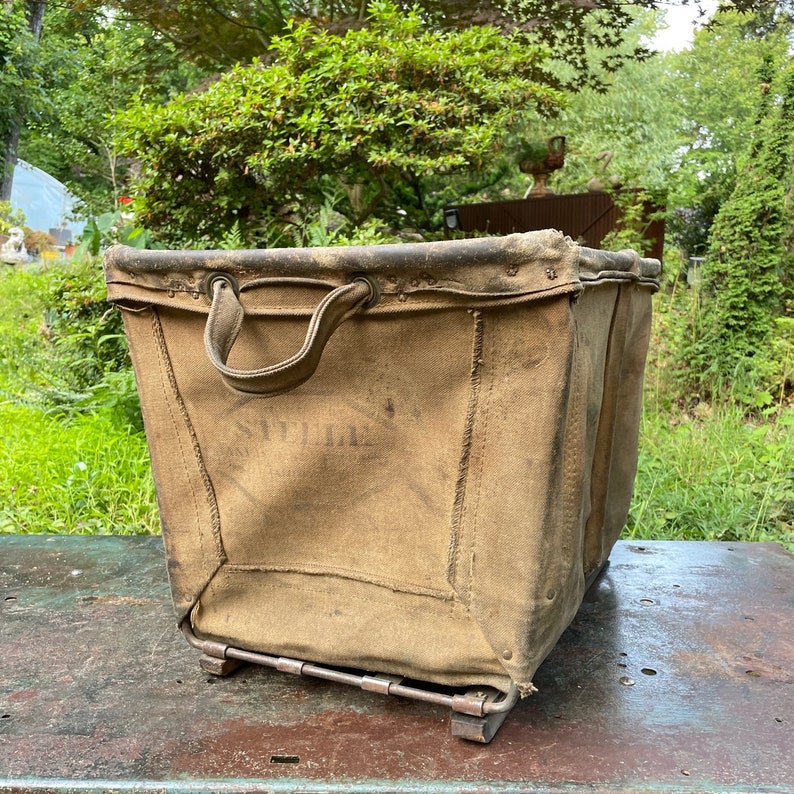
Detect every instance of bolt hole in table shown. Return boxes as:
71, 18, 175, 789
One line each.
1, 537, 792, 792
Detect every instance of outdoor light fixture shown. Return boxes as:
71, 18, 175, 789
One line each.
687, 256, 705, 287
444, 208, 460, 230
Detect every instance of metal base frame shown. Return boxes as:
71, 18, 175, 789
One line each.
181, 623, 519, 743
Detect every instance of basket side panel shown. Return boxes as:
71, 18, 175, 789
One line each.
584, 283, 654, 574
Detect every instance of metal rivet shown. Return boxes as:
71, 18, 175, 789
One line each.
204, 271, 240, 298
350, 274, 381, 309
502, 649, 513, 660
546, 590, 556, 600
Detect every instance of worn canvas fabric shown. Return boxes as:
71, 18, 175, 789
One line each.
105, 231, 659, 696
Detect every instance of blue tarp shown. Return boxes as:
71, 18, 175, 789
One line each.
9, 159, 85, 243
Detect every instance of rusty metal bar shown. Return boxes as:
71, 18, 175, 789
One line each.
181, 622, 519, 718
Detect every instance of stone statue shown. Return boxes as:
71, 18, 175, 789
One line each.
586, 151, 622, 193
1, 227, 28, 264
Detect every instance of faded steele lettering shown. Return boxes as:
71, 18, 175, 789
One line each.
247, 418, 376, 447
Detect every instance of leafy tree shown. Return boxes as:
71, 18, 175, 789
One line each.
77, 0, 793, 94
515, 10, 679, 198
76, 0, 288, 70
0, 0, 45, 201
18, 7, 201, 213
534, 9, 794, 268
687, 55, 794, 396
118, 1, 563, 245
74, 0, 643, 88
665, 9, 793, 257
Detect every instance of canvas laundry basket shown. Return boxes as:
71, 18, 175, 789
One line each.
105, 231, 659, 736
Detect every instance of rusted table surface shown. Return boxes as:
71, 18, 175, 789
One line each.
1, 537, 792, 793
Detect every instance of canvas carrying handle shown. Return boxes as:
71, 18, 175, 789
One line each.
204, 273, 376, 396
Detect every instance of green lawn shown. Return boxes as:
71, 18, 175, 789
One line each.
0, 262, 158, 535
0, 401, 158, 535
629, 403, 794, 551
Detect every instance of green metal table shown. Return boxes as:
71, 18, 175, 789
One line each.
1, 536, 792, 792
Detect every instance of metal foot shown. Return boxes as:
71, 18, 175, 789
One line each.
450, 687, 514, 743
199, 653, 245, 677
183, 629, 247, 677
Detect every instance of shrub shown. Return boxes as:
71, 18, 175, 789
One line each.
0, 257, 141, 428
41, 258, 129, 385
23, 228, 56, 256
0, 200, 25, 235
118, 1, 563, 245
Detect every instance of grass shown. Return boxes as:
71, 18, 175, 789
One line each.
0, 401, 158, 535
0, 262, 159, 535
629, 402, 794, 551
628, 275, 794, 554
0, 264, 52, 397
0, 258, 792, 552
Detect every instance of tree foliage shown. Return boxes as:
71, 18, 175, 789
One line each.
77, 0, 287, 69
19, 8, 201, 213
118, 1, 563, 245
519, 11, 679, 198
75, 0, 794, 95
665, 10, 793, 256
686, 55, 794, 394
76, 0, 647, 88
0, 1, 46, 200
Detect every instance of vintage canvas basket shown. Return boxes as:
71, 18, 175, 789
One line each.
104, 231, 659, 737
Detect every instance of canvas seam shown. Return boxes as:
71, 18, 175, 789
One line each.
217, 575, 477, 621
563, 327, 584, 557
465, 311, 497, 601
226, 563, 454, 600
447, 309, 485, 594
152, 310, 227, 569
